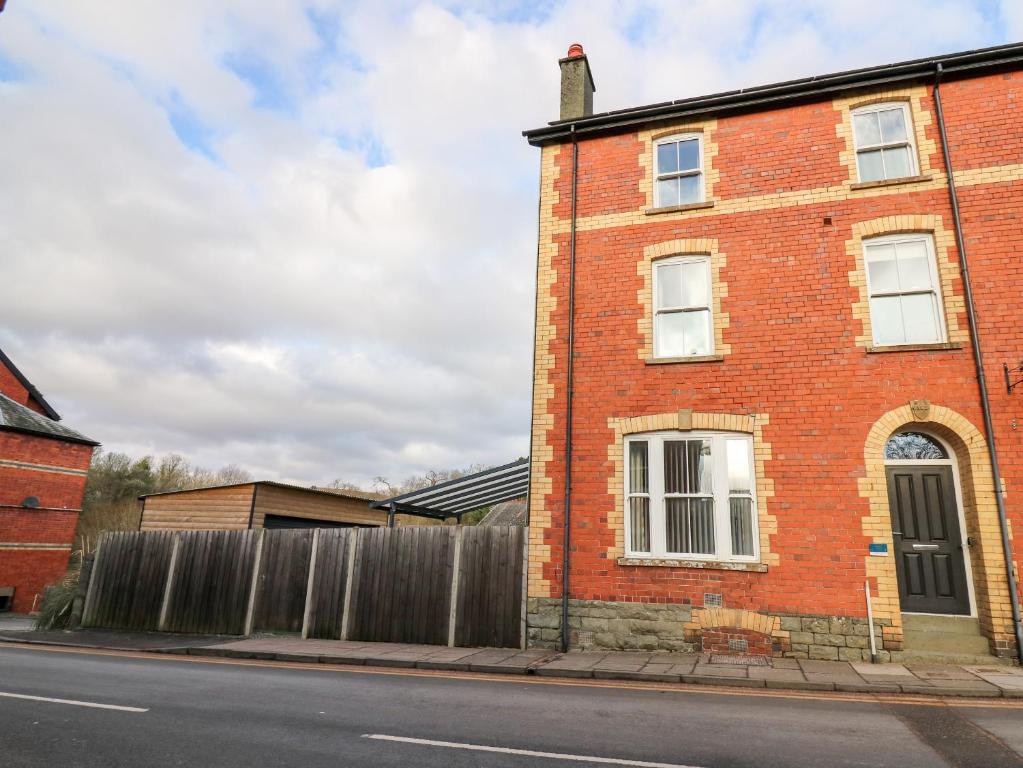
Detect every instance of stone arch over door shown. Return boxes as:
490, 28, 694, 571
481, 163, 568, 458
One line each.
859, 402, 1015, 657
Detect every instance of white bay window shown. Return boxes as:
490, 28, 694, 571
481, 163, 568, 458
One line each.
626, 431, 758, 561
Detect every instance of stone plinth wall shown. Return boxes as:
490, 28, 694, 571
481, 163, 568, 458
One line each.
528, 597, 898, 661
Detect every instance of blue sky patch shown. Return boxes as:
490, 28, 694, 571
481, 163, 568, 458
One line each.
165, 90, 218, 159
223, 50, 293, 113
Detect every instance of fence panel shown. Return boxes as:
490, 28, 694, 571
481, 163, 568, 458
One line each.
252, 528, 313, 633
347, 526, 456, 645
306, 528, 351, 640
81, 525, 525, 648
455, 525, 524, 649
84, 530, 175, 630
164, 530, 258, 635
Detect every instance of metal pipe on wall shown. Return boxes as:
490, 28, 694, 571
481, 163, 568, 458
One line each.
933, 63, 1023, 664
560, 127, 579, 653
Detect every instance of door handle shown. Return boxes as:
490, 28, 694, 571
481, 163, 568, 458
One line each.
912, 544, 939, 550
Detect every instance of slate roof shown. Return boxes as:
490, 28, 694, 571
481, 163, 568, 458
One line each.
478, 499, 528, 527
0, 392, 98, 445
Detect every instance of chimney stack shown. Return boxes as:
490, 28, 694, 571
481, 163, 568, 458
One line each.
559, 43, 595, 121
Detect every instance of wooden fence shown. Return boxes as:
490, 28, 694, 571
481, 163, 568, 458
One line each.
81, 525, 526, 648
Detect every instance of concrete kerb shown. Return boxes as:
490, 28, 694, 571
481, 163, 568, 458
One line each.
2, 634, 1020, 699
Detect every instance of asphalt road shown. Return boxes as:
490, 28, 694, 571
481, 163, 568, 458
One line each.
1, 645, 1021, 768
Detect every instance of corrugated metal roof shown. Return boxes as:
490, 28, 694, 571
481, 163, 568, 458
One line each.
139, 480, 381, 503
0, 392, 98, 445
371, 459, 529, 519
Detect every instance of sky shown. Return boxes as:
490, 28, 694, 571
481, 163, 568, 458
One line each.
1, 1, 1021, 488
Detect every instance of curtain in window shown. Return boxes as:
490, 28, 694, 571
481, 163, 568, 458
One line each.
628, 442, 650, 552
663, 440, 714, 554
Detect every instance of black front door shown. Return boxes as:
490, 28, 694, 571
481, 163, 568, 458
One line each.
886, 465, 970, 615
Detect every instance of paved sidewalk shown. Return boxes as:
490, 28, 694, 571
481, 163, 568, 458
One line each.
188, 637, 1023, 698
3, 630, 1021, 698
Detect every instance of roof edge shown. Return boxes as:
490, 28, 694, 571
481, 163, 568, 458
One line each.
369, 458, 529, 509
0, 347, 61, 421
138, 480, 380, 503
0, 423, 100, 447
524, 41, 1023, 145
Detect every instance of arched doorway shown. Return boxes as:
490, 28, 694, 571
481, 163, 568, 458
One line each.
884, 430, 973, 616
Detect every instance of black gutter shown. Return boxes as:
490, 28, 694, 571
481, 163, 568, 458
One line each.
561, 126, 579, 653
933, 64, 1023, 664
525, 42, 1023, 146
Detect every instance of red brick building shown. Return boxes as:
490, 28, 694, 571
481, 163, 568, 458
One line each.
0, 349, 97, 613
524, 43, 1023, 663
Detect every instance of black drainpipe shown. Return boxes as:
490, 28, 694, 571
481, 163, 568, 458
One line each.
933, 63, 1023, 663
561, 126, 579, 653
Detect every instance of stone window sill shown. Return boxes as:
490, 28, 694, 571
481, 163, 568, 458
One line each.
867, 342, 963, 354
850, 174, 932, 191
644, 201, 715, 216
645, 354, 724, 365
618, 557, 768, 573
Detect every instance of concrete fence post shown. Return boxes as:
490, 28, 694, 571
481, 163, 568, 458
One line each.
80, 535, 104, 628
300, 529, 320, 639
68, 550, 96, 630
447, 526, 465, 647
243, 529, 265, 637
157, 533, 181, 632
339, 528, 358, 641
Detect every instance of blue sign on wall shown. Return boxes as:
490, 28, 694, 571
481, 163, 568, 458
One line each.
869, 543, 889, 556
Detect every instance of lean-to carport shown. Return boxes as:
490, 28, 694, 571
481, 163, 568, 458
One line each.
370, 458, 529, 525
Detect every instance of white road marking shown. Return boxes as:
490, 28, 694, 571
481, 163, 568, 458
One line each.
0, 691, 148, 712
362, 734, 705, 767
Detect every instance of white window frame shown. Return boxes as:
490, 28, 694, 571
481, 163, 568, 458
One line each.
851, 102, 919, 182
652, 255, 714, 358
863, 233, 947, 347
623, 430, 759, 563
653, 133, 705, 207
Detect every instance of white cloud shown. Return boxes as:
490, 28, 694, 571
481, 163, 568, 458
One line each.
0, 0, 1010, 486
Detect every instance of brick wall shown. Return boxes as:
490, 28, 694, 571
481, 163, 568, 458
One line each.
0, 432, 92, 612
528, 70, 1023, 657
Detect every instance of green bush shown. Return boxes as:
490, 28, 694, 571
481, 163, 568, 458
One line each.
34, 572, 79, 631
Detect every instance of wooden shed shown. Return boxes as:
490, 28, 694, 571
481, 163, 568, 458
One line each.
138, 482, 410, 532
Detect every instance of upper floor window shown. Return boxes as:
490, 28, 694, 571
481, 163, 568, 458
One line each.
654, 134, 704, 207
852, 103, 918, 182
626, 431, 757, 561
864, 233, 946, 347
653, 256, 712, 358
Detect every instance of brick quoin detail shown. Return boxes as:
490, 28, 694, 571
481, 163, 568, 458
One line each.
700, 627, 774, 656
528, 70, 1023, 658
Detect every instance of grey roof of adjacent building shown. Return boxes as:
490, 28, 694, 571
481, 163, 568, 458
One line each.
0, 347, 61, 420
139, 480, 380, 503
371, 458, 530, 519
524, 41, 1023, 146
0, 392, 98, 445
478, 499, 527, 527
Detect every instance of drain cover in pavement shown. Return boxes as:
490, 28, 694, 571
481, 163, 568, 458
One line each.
710, 654, 769, 666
